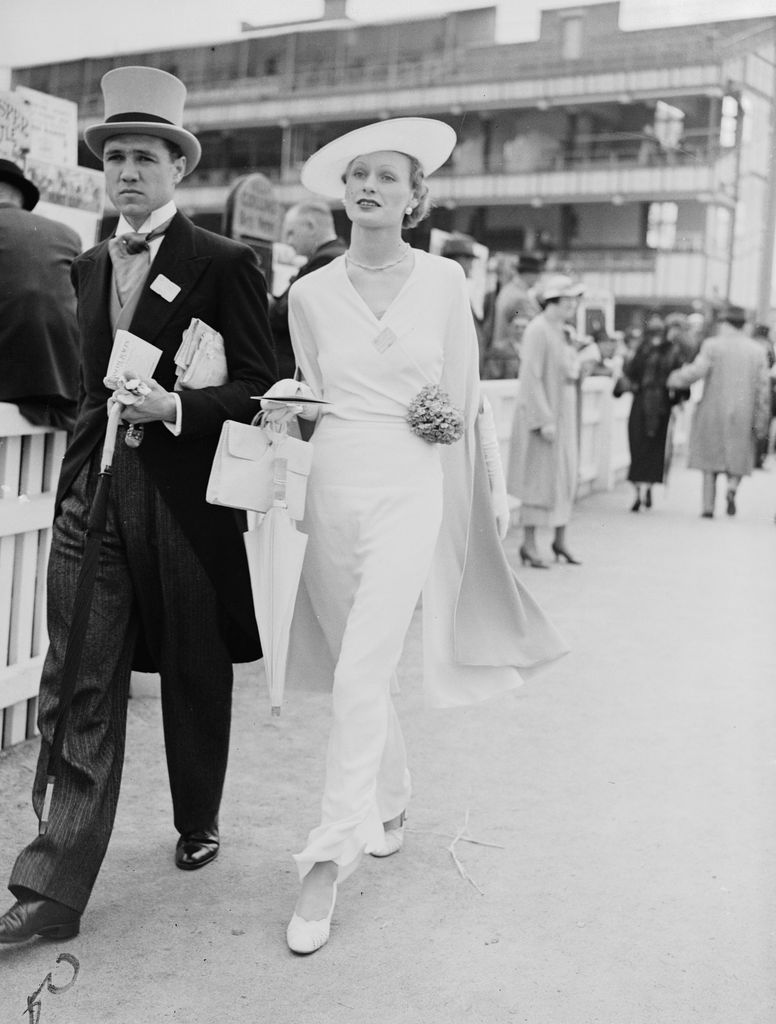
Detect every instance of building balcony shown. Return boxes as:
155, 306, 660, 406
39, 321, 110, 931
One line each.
577, 250, 729, 303
177, 157, 734, 217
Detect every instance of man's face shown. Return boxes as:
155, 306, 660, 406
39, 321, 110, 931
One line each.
103, 134, 185, 228
282, 211, 316, 259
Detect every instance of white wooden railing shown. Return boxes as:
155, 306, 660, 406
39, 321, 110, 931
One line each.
0, 404, 67, 752
0, 380, 688, 753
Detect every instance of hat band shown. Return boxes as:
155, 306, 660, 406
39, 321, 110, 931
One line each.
105, 112, 176, 126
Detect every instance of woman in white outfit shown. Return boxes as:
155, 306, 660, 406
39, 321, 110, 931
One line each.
262, 118, 567, 955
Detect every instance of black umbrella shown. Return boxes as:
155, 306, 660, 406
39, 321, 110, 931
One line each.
38, 402, 123, 835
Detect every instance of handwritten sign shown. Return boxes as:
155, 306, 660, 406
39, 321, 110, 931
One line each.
15, 86, 78, 167
0, 91, 31, 163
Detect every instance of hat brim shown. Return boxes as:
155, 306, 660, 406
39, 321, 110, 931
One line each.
301, 117, 456, 199
85, 122, 201, 174
542, 284, 585, 301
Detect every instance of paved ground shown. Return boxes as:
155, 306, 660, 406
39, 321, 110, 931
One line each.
1, 456, 775, 1024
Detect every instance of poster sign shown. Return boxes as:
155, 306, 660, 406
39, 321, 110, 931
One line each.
223, 173, 280, 279
26, 158, 106, 249
15, 86, 78, 167
0, 91, 31, 164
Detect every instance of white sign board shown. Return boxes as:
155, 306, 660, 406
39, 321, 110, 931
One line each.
26, 158, 105, 249
15, 85, 78, 167
0, 91, 30, 163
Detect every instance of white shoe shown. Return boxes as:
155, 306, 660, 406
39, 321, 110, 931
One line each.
369, 814, 406, 858
286, 883, 337, 955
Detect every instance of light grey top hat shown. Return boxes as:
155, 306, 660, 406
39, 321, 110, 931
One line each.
84, 66, 201, 174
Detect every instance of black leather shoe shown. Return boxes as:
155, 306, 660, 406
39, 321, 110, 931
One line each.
175, 826, 220, 871
0, 896, 80, 944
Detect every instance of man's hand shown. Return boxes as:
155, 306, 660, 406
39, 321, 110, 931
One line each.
109, 372, 176, 424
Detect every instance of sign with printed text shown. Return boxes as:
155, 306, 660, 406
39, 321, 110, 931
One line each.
15, 86, 78, 167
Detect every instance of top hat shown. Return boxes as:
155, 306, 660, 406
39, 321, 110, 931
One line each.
537, 274, 585, 303
0, 159, 39, 210
85, 66, 201, 174
442, 233, 477, 259
301, 117, 456, 199
517, 253, 544, 274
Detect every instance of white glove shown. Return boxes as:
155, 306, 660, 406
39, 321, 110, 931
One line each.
478, 395, 511, 541
260, 378, 320, 423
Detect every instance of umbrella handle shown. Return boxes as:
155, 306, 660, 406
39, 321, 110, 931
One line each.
101, 402, 123, 472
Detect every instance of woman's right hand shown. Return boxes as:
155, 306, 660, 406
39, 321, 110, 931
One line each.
260, 378, 320, 422
539, 423, 557, 442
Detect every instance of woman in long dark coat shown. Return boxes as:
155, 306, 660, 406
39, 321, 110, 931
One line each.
624, 312, 687, 510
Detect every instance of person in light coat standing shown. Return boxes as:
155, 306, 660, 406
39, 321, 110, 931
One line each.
507, 275, 586, 567
667, 304, 770, 517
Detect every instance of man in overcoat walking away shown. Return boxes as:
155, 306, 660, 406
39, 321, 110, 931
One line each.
667, 304, 770, 517
0, 66, 277, 944
0, 159, 81, 430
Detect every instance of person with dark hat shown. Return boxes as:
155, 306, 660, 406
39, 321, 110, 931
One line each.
0, 159, 81, 430
667, 304, 771, 517
485, 252, 543, 378
0, 66, 277, 945
440, 232, 489, 370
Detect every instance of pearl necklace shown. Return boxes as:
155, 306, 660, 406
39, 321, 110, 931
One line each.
345, 243, 410, 272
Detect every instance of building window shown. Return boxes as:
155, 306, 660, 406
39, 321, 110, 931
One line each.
646, 202, 678, 250
654, 101, 684, 155
561, 16, 583, 60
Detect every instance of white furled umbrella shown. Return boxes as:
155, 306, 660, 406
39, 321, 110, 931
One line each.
244, 457, 308, 715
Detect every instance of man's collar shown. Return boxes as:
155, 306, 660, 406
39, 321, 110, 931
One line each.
116, 200, 177, 237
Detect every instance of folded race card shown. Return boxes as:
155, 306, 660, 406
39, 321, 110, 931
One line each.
104, 330, 162, 389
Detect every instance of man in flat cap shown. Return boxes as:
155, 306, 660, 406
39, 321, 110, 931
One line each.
0, 159, 80, 430
0, 66, 278, 944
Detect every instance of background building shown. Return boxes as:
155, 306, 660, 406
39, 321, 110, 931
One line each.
11, 0, 776, 327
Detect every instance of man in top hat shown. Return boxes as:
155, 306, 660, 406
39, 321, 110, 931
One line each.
270, 198, 346, 378
486, 251, 544, 378
0, 66, 278, 944
0, 159, 81, 430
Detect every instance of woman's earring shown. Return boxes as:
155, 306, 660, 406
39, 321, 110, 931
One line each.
405, 205, 414, 216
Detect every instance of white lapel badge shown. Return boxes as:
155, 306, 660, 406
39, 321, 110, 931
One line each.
150, 274, 181, 302
373, 327, 397, 354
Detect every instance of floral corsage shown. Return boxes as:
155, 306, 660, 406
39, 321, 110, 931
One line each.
406, 384, 465, 445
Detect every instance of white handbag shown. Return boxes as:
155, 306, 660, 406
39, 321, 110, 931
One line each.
206, 415, 313, 520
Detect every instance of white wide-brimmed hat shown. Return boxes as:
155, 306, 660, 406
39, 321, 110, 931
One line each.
85, 66, 201, 174
301, 117, 456, 198
537, 274, 585, 302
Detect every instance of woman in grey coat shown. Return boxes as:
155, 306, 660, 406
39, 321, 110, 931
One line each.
507, 275, 586, 567
667, 305, 770, 517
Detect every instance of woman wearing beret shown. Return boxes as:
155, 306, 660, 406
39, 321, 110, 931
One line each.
262, 118, 567, 954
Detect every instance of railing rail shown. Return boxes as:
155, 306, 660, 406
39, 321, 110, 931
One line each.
0, 405, 67, 752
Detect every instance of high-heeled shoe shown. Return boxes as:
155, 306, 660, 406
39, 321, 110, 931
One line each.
551, 541, 581, 565
286, 882, 338, 955
630, 496, 641, 512
369, 812, 406, 858
519, 545, 549, 569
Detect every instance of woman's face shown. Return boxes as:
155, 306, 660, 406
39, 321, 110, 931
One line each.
343, 150, 415, 228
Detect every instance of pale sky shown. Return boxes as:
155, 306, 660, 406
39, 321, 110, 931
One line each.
0, 0, 757, 70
